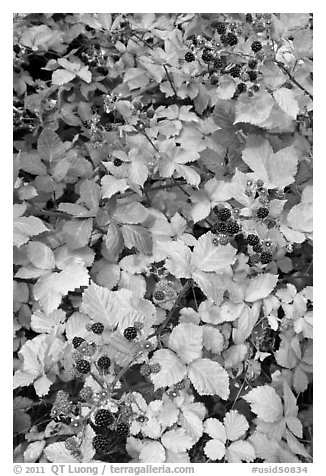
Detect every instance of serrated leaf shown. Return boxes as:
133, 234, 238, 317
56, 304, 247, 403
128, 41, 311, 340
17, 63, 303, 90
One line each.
139, 441, 166, 463
27, 241, 55, 269
202, 325, 224, 353
179, 410, 203, 442
58, 203, 92, 217
242, 136, 298, 189
161, 428, 194, 452
223, 344, 248, 368
233, 303, 260, 344
34, 264, 89, 314
188, 358, 229, 398
175, 163, 201, 187
192, 271, 226, 305
234, 91, 274, 125
44, 442, 77, 463
168, 323, 203, 364
286, 429, 312, 459
245, 273, 278, 302
204, 418, 226, 442
225, 440, 255, 463
287, 185, 312, 233
273, 88, 299, 119
24, 441, 46, 463
31, 309, 65, 334
223, 410, 249, 441
204, 439, 225, 461
121, 225, 153, 255
103, 223, 124, 261
112, 202, 149, 224
14, 214, 49, 248
37, 128, 67, 162
52, 69, 76, 85
101, 175, 129, 199
77, 66, 92, 83
243, 385, 283, 422
164, 239, 192, 278
81, 281, 120, 329
79, 179, 101, 209
192, 232, 237, 273
149, 349, 187, 390
62, 219, 93, 250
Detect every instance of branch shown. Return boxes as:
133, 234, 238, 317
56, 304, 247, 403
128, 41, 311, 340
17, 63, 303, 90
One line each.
274, 60, 313, 100
149, 279, 193, 344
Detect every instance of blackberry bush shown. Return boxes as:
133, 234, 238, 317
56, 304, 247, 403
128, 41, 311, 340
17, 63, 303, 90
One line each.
13, 12, 313, 466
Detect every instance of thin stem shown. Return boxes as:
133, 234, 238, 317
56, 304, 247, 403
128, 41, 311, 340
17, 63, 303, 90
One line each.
274, 60, 313, 100
149, 279, 193, 343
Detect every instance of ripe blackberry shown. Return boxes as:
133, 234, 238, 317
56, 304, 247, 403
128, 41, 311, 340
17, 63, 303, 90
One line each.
226, 33, 238, 46
91, 322, 104, 334
256, 207, 269, 219
75, 359, 91, 374
212, 222, 227, 234
213, 206, 231, 221
215, 22, 227, 35
185, 52, 195, 62
146, 108, 155, 118
251, 41, 262, 53
123, 326, 138, 341
97, 66, 108, 75
220, 34, 228, 44
92, 435, 110, 454
246, 13, 253, 23
187, 34, 198, 46
237, 82, 247, 93
202, 48, 213, 63
229, 65, 241, 78
248, 70, 258, 81
94, 409, 114, 427
252, 243, 263, 253
260, 251, 273, 264
140, 364, 152, 377
72, 337, 85, 349
213, 58, 223, 69
150, 363, 161, 374
116, 422, 129, 437
210, 73, 219, 85
97, 356, 111, 371
247, 234, 260, 247
226, 220, 240, 235
113, 158, 122, 167
248, 59, 258, 70
250, 253, 261, 264
153, 290, 165, 301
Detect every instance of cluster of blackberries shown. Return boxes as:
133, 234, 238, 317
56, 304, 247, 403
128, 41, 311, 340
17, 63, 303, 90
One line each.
211, 206, 241, 242
246, 234, 274, 265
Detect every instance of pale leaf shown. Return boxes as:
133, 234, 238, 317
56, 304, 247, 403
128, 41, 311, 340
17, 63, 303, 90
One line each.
234, 91, 274, 125
37, 128, 67, 162
52, 69, 76, 85
273, 88, 299, 119
149, 349, 187, 390
243, 385, 283, 422
161, 428, 194, 452
204, 439, 225, 461
168, 323, 203, 364
191, 233, 237, 273
14, 215, 49, 248
103, 223, 124, 261
112, 202, 149, 224
27, 241, 55, 270
121, 225, 153, 255
188, 358, 229, 398
225, 440, 255, 462
245, 273, 278, 302
62, 219, 93, 250
139, 442, 165, 463
81, 281, 120, 329
204, 418, 226, 442
223, 410, 249, 441
24, 441, 46, 463
164, 240, 193, 278
202, 325, 224, 354
44, 442, 77, 463
101, 175, 129, 199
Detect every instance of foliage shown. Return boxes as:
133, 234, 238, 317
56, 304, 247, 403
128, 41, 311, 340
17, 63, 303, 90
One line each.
13, 12, 313, 464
